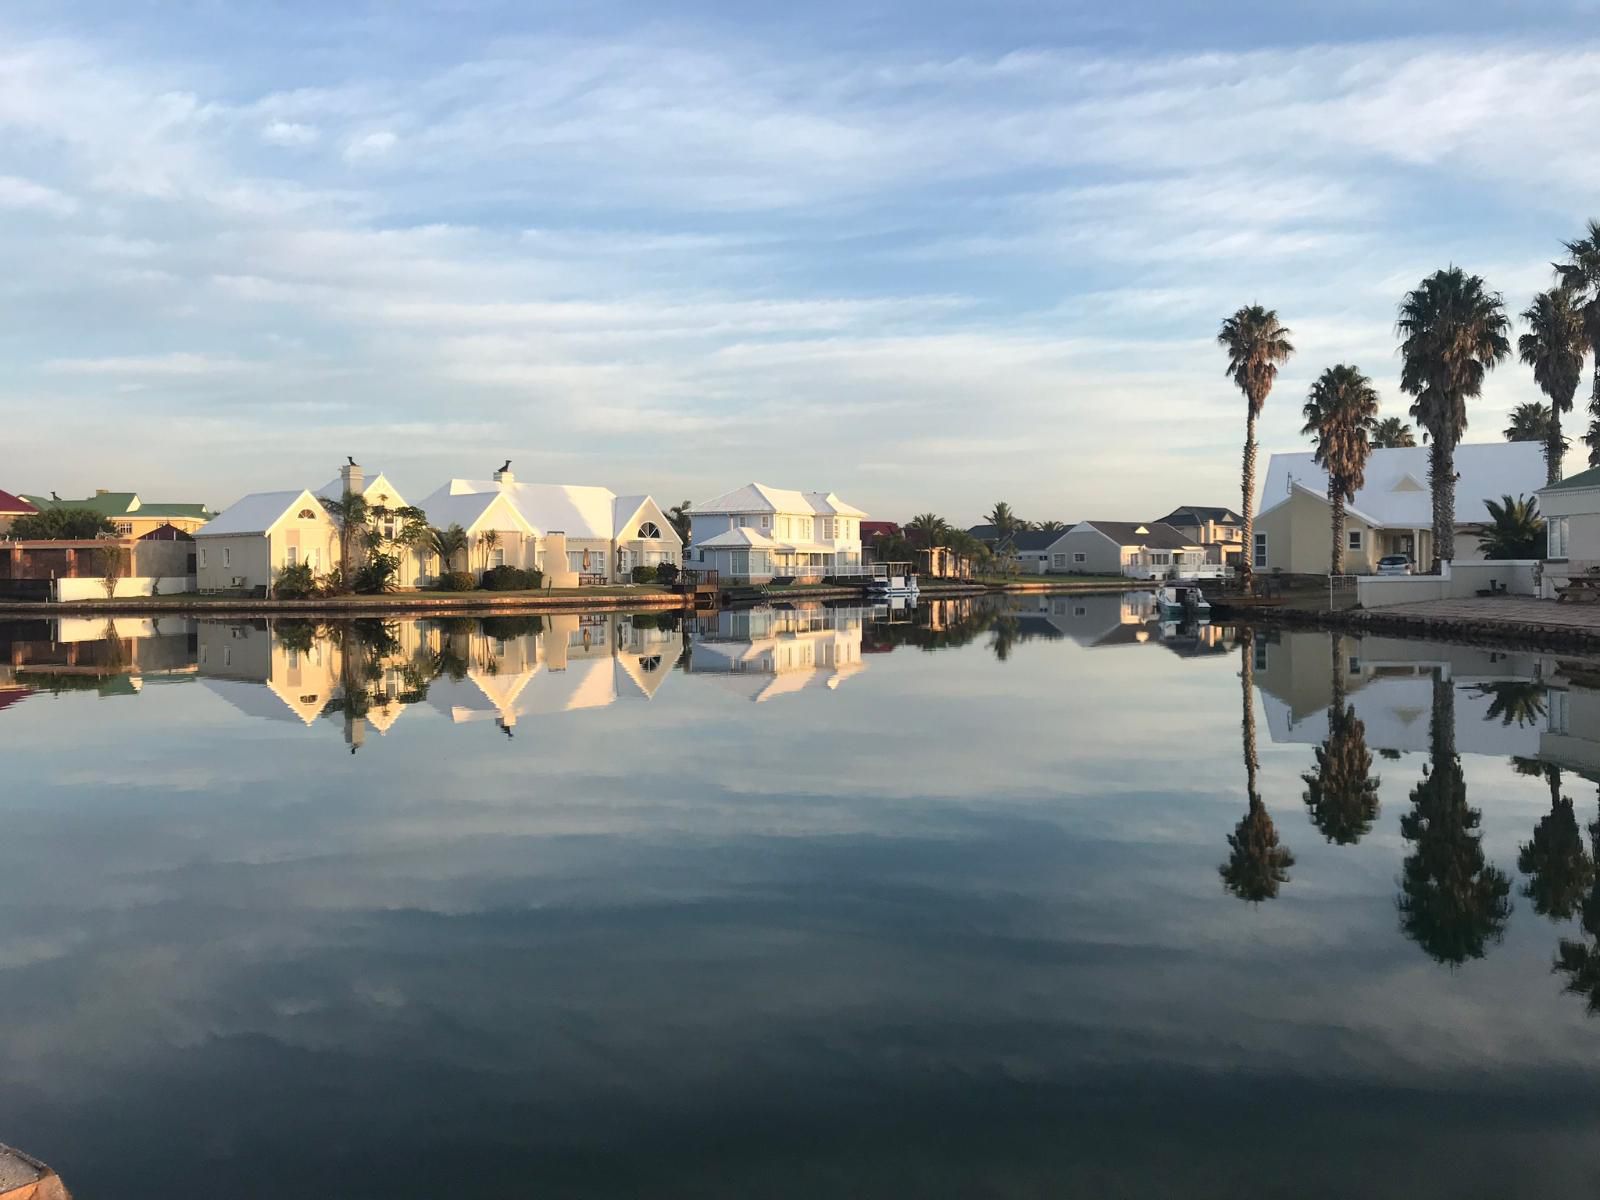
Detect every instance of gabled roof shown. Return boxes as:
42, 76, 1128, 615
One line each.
696, 482, 867, 519
1012, 529, 1071, 551
1075, 520, 1201, 550
314, 471, 406, 507
437, 478, 679, 542
1153, 505, 1242, 526
1260, 442, 1546, 527
695, 527, 780, 549
25, 491, 139, 515
0, 490, 38, 516
416, 487, 535, 537
1543, 465, 1600, 493
197, 489, 325, 537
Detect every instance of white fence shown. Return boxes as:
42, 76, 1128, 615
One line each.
1356, 560, 1538, 609
54, 575, 195, 601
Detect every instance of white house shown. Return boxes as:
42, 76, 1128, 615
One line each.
1051, 521, 1210, 579
1254, 441, 1546, 574
315, 462, 429, 587
1536, 464, 1600, 598
194, 489, 340, 594
688, 483, 866, 583
428, 465, 682, 586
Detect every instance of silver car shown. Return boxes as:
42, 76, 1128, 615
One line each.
1376, 554, 1413, 576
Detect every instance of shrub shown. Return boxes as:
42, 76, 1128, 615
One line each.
654, 561, 680, 586
9, 508, 117, 540
480, 615, 544, 639
275, 561, 319, 599
353, 552, 402, 594
630, 564, 657, 584
437, 570, 478, 591
480, 565, 542, 591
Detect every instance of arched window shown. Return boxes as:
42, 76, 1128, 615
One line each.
297, 508, 316, 519
637, 521, 662, 539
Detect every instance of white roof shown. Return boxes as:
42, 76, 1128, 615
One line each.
695, 527, 780, 549
197, 490, 319, 537
314, 470, 404, 504
415, 487, 534, 536
1259, 441, 1547, 528
436, 478, 678, 542
696, 482, 867, 519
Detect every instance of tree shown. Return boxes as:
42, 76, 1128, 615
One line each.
1302, 364, 1380, 574
1302, 633, 1380, 844
8, 508, 117, 540
1518, 286, 1586, 484
1218, 306, 1295, 594
1479, 494, 1545, 560
1034, 519, 1068, 533
1397, 268, 1511, 571
1397, 672, 1512, 965
97, 543, 130, 599
1222, 629, 1294, 901
1516, 762, 1592, 922
1503, 401, 1561, 451
666, 501, 693, 544
907, 512, 949, 549
320, 491, 372, 591
1370, 416, 1417, 449
427, 524, 470, 577
481, 528, 500, 573
1556, 221, 1600, 468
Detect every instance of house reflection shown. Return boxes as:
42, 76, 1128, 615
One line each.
1, 614, 197, 705
1254, 633, 1555, 758
685, 603, 866, 701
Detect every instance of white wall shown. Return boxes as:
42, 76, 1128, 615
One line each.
55, 575, 194, 601
1357, 559, 1538, 608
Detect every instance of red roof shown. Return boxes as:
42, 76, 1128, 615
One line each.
0, 490, 38, 515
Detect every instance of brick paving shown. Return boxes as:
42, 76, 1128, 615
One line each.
1375, 596, 1600, 631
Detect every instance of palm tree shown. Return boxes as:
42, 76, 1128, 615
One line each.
1222, 629, 1294, 901
666, 501, 693, 544
1397, 671, 1512, 964
1503, 401, 1561, 450
907, 512, 949, 549
320, 491, 374, 592
1218, 306, 1295, 594
1034, 519, 1068, 533
1371, 416, 1417, 449
480, 528, 500, 573
427, 523, 469, 577
1302, 633, 1380, 844
1518, 287, 1586, 484
1556, 221, 1600, 466
1516, 762, 1592, 921
1302, 364, 1380, 574
1474, 681, 1548, 728
1397, 268, 1511, 571
1479, 494, 1545, 560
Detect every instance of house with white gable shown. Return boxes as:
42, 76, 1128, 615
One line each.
688, 483, 867, 583
1253, 441, 1546, 575
195, 489, 340, 594
423, 464, 682, 586
314, 461, 431, 587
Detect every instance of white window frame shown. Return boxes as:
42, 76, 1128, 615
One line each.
1253, 532, 1268, 569
223, 547, 231, 568
1347, 529, 1363, 552
198, 547, 207, 568
1549, 515, 1569, 560
1073, 552, 1086, 564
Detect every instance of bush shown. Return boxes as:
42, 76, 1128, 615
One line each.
353, 552, 402, 594
437, 570, 478, 591
9, 507, 117, 540
630, 564, 657, 584
480, 565, 543, 591
275, 561, 319, 599
654, 561, 680, 586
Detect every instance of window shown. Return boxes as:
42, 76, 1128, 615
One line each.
1549, 515, 1569, 559
1074, 605, 1087, 617
1073, 552, 1086, 564
1348, 529, 1363, 551
297, 508, 315, 519
638, 521, 662, 539
1253, 532, 1268, 568
114, 521, 133, 535
198, 547, 207, 568
1053, 553, 1067, 568
1149, 552, 1171, 566
1253, 639, 1269, 672
286, 546, 299, 567
761, 516, 771, 528
223, 547, 231, 568
1348, 656, 1361, 675
490, 548, 505, 568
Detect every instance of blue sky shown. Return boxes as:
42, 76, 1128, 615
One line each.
3, 1, 1598, 521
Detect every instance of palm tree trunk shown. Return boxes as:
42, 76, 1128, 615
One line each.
1430, 668, 1456, 764
1549, 407, 1563, 487
1242, 630, 1259, 799
1241, 413, 1258, 596
1331, 493, 1345, 576
1436, 430, 1457, 567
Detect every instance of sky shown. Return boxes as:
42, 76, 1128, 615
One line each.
4, 1, 1600, 524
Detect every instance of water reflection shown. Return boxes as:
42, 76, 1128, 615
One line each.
19, 599, 1600, 1193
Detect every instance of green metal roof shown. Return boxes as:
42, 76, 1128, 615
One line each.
21, 493, 210, 517
1543, 467, 1600, 493
136, 502, 212, 517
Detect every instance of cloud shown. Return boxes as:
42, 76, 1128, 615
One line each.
343, 129, 398, 161
262, 119, 318, 146
0, 174, 78, 215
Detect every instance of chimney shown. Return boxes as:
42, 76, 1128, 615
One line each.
494, 460, 515, 484
340, 460, 364, 498
95, 488, 109, 496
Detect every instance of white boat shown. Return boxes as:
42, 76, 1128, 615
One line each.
1157, 584, 1210, 620
865, 562, 920, 598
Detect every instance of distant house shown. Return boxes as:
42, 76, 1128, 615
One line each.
194, 489, 340, 593
1052, 521, 1209, 579
0, 490, 38, 534
315, 462, 431, 587
689, 483, 866, 583
1254, 442, 1545, 574
1537, 465, 1600, 598
21, 489, 212, 537
1151, 505, 1245, 565
1010, 528, 1074, 574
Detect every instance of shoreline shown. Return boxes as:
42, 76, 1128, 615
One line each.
0, 578, 1132, 620
1216, 599, 1600, 656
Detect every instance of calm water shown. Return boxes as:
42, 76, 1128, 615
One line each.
5, 597, 1600, 1196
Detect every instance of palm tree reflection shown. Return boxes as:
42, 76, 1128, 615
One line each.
1514, 761, 1592, 921
1397, 670, 1513, 964
1222, 629, 1294, 901
1302, 633, 1380, 845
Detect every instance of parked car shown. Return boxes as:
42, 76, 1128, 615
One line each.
1376, 554, 1414, 576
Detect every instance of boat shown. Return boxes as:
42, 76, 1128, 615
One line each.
1157, 583, 1210, 620
865, 562, 920, 599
